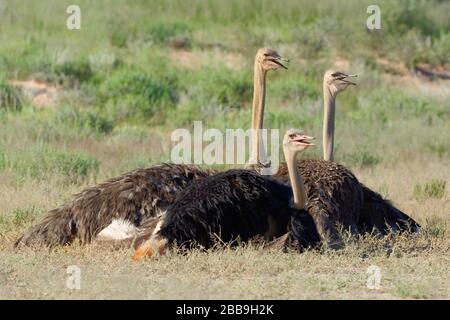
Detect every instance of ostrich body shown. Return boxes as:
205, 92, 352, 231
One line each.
15, 48, 288, 248
133, 130, 320, 260
15, 164, 214, 247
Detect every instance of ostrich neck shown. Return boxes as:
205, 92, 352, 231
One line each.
323, 86, 336, 161
284, 148, 307, 210
250, 62, 267, 162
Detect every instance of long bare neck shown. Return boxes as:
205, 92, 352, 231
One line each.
323, 85, 336, 161
284, 148, 307, 209
250, 62, 267, 162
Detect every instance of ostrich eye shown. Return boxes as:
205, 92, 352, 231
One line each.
331, 72, 340, 77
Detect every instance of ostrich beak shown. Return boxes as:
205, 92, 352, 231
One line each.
271, 56, 289, 69
341, 74, 358, 85
293, 134, 315, 146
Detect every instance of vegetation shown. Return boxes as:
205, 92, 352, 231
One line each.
0, 0, 448, 299
414, 179, 446, 201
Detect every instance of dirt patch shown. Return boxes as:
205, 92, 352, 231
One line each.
9, 80, 60, 109
375, 58, 410, 76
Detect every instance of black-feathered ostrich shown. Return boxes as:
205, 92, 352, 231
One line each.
15, 48, 288, 247
133, 129, 320, 260
250, 70, 420, 248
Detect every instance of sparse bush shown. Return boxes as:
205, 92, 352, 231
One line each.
413, 179, 446, 200
12, 207, 34, 227
53, 58, 93, 84
0, 77, 25, 112
425, 141, 450, 158
110, 28, 131, 48
55, 105, 114, 135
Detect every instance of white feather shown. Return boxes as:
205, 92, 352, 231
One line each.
97, 218, 140, 240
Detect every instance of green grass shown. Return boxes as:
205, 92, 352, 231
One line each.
0, 144, 99, 184
0, 77, 25, 112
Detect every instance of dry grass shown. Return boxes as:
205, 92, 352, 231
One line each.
0, 231, 448, 299
0, 155, 449, 300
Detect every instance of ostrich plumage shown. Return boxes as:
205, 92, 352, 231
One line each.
273, 159, 419, 247
134, 169, 320, 259
15, 164, 215, 247
274, 159, 362, 246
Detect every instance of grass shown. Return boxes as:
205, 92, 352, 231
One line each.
0, 0, 449, 299
0, 230, 448, 299
413, 179, 446, 201
0, 77, 25, 112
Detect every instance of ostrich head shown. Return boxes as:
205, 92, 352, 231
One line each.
323, 70, 357, 97
255, 48, 289, 71
283, 129, 315, 154
282, 129, 314, 210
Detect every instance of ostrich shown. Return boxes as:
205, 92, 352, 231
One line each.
15, 48, 288, 248
133, 129, 320, 261
320, 70, 420, 234
250, 70, 419, 248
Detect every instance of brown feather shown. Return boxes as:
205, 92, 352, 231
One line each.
15, 163, 215, 247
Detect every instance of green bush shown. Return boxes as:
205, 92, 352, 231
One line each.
271, 76, 320, 102
0, 39, 52, 77
186, 66, 252, 109
0, 77, 25, 112
413, 179, 446, 200
146, 22, 191, 44
53, 58, 93, 84
98, 68, 178, 121
385, 1, 439, 37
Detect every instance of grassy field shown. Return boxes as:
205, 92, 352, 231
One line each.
0, 0, 449, 299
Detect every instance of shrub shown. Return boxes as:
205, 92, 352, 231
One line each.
385, 1, 438, 37
98, 69, 178, 121
55, 105, 114, 135
0, 77, 25, 112
146, 22, 191, 44
12, 207, 34, 227
186, 66, 252, 109
53, 58, 93, 84
425, 141, 450, 158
